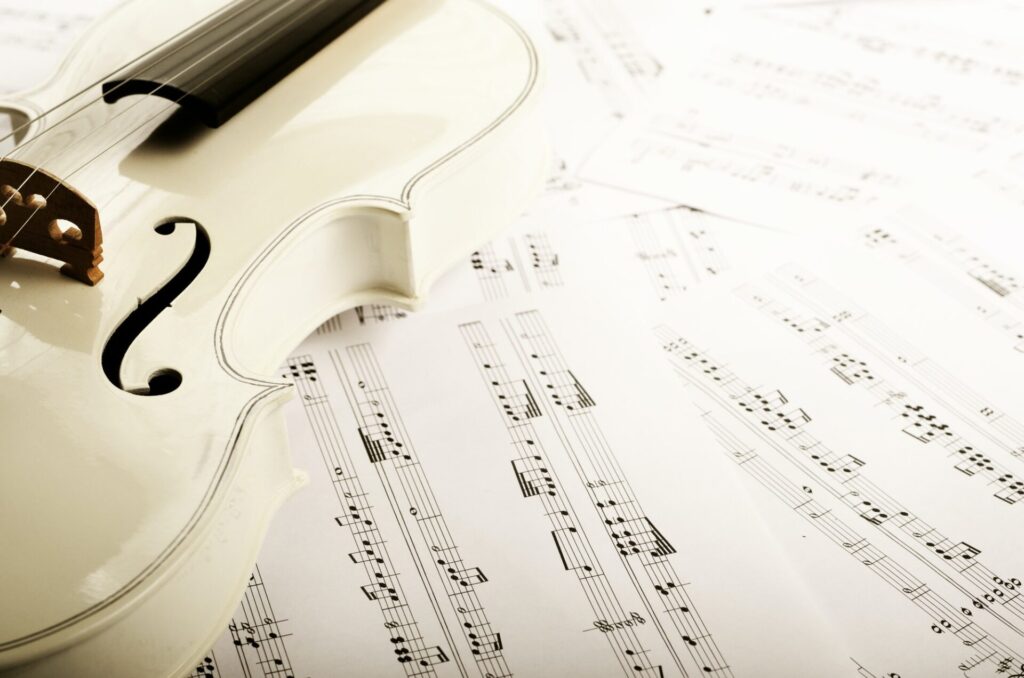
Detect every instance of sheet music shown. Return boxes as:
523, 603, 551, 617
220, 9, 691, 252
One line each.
650, 236, 1024, 677
5, 0, 1024, 676
201, 293, 864, 678
579, 2, 1024, 234
199, 223, 1024, 676
158, 2, 1024, 674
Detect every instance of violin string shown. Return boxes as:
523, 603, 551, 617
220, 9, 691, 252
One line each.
1, 0, 318, 251
1, 0, 322, 253
0, 0, 307, 218
0, 0, 267, 223
0, 0, 252, 152
61, 0, 326, 182
2, 0, 308, 197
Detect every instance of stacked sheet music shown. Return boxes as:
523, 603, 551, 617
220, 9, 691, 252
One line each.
8, 1, 1024, 676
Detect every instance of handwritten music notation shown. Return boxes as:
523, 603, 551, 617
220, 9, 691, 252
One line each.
336, 345, 511, 677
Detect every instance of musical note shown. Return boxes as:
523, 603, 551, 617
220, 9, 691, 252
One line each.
286, 355, 446, 677
338, 344, 510, 675
470, 244, 517, 301
552, 527, 597, 575
225, 566, 296, 678
539, 369, 596, 411
184, 654, 219, 678
523, 232, 563, 288
512, 456, 556, 498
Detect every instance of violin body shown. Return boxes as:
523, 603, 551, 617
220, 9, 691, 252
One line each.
0, 0, 545, 675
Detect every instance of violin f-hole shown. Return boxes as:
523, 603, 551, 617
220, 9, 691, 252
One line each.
102, 220, 211, 395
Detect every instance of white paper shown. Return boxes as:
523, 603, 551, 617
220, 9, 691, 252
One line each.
5, 1, 1024, 677
580, 1, 1024, 234
652, 236, 1024, 677
200, 292, 863, 678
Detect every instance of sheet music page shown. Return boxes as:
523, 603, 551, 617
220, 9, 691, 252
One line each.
579, 1, 1024, 233
650, 236, 1024, 677
176, 1, 1024, 675
5, 0, 1024, 676
198, 293, 875, 678
192, 199, 1024, 678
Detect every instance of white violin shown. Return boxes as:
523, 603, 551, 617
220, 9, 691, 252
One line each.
0, 0, 546, 675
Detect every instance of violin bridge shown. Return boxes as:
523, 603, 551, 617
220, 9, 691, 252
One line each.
0, 159, 103, 285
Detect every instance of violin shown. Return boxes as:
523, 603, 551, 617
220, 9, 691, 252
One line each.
0, 0, 545, 675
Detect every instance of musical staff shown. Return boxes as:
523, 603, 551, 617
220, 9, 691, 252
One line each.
334, 345, 511, 678
460, 321, 667, 677
522, 232, 563, 289
315, 315, 344, 336
769, 265, 1024, 475
737, 283, 1024, 505
753, 4, 1024, 149
470, 244, 517, 302
543, 0, 663, 118
659, 327, 1024, 671
184, 653, 220, 678
286, 357, 450, 677
140, 1, 1024, 672
659, 320, 1024, 631
858, 212, 1024, 354
356, 305, 409, 326
630, 206, 728, 301
581, 110, 897, 236
850, 658, 901, 678
226, 566, 295, 678
502, 311, 734, 677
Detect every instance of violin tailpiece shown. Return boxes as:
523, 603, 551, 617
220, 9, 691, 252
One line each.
0, 159, 104, 285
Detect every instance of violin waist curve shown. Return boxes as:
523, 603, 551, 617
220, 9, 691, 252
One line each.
0, 0, 547, 674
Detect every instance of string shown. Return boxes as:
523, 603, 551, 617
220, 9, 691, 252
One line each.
0, 0, 253, 152
0, 0, 295, 220
1, 0, 326, 253
0, 0, 263, 233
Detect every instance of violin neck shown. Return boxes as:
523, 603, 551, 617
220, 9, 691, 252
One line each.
102, 0, 388, 128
